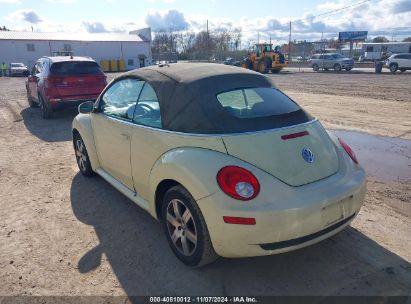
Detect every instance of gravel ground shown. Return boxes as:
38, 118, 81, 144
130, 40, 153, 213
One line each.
0, 72, 410, 298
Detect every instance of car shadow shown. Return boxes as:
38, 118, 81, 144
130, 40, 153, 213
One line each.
70, 173, 411, 298
21, 106, 78, 142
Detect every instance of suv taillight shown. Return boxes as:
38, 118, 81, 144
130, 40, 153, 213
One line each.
338, 138, 358, 164
217, 166, 260, 201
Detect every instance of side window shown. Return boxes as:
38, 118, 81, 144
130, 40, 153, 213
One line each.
101, 78, 144, 121
133, 83, 162, 128
31, 63, 38, 75
366, 46, 373, 52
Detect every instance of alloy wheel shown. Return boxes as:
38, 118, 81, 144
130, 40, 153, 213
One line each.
166, 199, 197, 256
75, 139, 87, 172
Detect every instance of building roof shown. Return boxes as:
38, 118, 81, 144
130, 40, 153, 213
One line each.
0, 31, 143, 42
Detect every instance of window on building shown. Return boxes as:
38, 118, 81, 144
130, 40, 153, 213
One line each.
27, 44, 35, 52
366, 46, 374, 52
64, 44, 72, 52
128, 59, 134, 66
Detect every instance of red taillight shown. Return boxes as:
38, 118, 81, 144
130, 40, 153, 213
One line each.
217, 166, 260, 201
338, 138, 358, 164
223, 216, 256, 225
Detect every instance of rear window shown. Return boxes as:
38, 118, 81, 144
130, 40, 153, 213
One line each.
217, 88, 300, 119
50, 61, 101, 75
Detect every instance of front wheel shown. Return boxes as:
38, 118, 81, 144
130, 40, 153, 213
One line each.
162, 185, 218, 267
73, 133, 94, 177
334, 64, 342, 71
38, 94, 53, 119
390, 63, 398, 73
26, 87, 37, 108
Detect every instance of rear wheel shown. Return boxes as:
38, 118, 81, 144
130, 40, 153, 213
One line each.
334, 64, 342, 71
73, 133, 94, 177
38, 94, 53, 119
312, 64, 319, 71
162, 185, 218, 267
389, 63, 398, 73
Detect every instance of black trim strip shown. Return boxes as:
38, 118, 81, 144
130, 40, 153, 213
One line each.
259, 213, 356, 251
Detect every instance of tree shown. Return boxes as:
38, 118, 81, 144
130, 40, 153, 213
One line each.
0, 25, 10, 31
372, 36, 389, 43
403, 37, 411, 42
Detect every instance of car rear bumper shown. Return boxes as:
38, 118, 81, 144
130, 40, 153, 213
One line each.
196, 156, 366, 258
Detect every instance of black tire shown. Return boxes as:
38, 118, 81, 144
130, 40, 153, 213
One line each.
324, 68, 329, 71
257, 59, 269, 74
73, 133, 95, 177
400, 68, 406, 73
346, 67, 352, 71
26, 87, 38, 108
38, 94, 53, 119
312, 64, 319, 71
162, 185, 218, 267
334, 63, 342, 71
389, 63, 398, 73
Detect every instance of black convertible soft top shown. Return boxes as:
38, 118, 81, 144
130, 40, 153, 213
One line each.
113, 63, 312, 134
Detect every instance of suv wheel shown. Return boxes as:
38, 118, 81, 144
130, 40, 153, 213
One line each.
162, 185, 218, 267
312, 64, 319, 71
73, 133, 94, 177
26, 88, 37, 108
334, 63, 342, 71
38, 94, 53, 119
389, 63, 398, 73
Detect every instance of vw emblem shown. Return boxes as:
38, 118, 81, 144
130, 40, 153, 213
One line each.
302, 148, 315, 163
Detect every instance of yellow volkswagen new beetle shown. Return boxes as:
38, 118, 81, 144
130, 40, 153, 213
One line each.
72, 63, 366, 267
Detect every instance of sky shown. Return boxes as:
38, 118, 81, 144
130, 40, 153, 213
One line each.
1, 0, 411, 44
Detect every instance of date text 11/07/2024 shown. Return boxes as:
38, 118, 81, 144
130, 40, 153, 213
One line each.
149, 297, 258, 303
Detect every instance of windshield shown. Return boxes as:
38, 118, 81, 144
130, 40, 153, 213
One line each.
11, 63, 25, 67
50, 61, 101, 75
331, 53, 344, 59
217, 87, 300, 119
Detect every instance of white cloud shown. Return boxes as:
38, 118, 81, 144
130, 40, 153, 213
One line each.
47, 0, 78, 3
7, 10, 43, 24
0, 0, 21, 3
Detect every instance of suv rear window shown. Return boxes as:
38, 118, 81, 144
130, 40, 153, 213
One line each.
217, 88, 300, 119
50, 61, 101, 75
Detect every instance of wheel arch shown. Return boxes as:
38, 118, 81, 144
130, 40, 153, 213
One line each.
148, 147, 242, 220
72, 115, 100, 171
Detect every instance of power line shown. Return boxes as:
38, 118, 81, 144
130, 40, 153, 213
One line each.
296, 0, 374, 22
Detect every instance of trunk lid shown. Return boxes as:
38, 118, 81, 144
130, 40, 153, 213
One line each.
51, 74, 106, 97
222, 120, 339, 186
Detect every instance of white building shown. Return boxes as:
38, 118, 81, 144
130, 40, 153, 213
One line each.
0, 30, 152, 70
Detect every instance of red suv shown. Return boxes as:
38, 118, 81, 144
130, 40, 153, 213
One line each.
26, 56, 107, 119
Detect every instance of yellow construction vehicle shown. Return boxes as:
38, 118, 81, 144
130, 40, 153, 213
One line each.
241, 43, 288, 73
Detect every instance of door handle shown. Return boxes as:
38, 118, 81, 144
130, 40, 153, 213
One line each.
120, 133, 130, 140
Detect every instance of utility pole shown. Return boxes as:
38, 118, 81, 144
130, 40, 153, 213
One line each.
288, 21, 292, 61
258, 32, 260, 44
206, 19, 210, 61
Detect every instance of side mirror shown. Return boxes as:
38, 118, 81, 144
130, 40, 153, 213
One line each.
78, 101, 94, 114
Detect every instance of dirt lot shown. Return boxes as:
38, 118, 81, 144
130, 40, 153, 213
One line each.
0, 71, 410, 298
